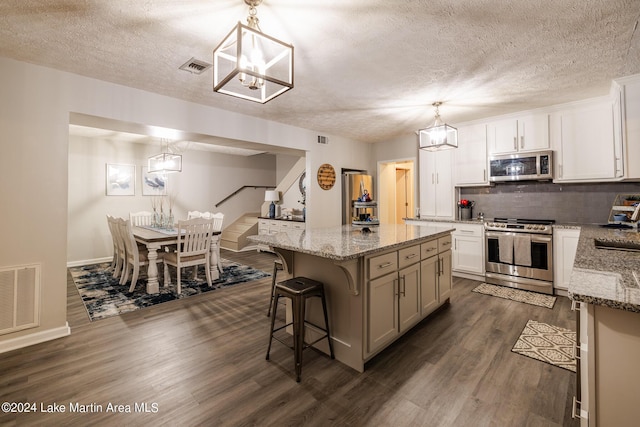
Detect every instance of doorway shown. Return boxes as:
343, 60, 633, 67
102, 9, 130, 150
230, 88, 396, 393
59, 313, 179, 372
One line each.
378, 159, 416, 224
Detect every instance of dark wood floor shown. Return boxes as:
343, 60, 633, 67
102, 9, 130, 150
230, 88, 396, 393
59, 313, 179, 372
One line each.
0, 249, 579, 426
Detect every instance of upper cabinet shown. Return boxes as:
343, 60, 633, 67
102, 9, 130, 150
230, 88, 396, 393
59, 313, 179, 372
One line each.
487, 112, 549, 155
419, 149, 454, 219
454, 123, 488, 186
550, 97, 623, 182
617, 76, 640, 180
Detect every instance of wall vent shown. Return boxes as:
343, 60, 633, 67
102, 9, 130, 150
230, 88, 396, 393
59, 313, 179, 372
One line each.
178, 57, 212, 75
0, 264, 40, 336
317, 135, 329, 144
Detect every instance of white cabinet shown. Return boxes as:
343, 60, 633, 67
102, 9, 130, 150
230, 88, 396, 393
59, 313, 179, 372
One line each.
257, 218, 305, 251
454, 123, 488, 186
553, 228, 580, 293
551, 98, 623, 182
618, 77, 640, 179
452, 223, 484, 276
419, 149, 454, 219
487, 112, 549, 155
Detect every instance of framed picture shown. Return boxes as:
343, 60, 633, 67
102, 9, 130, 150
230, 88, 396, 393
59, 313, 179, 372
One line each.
141, 166, 168, 196
105, 163, 136, 196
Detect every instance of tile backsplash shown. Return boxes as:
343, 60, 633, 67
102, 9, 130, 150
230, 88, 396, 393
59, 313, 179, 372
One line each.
459, 182, 640, 224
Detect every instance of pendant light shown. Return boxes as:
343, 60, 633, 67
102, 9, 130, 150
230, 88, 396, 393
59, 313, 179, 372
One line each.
213, 0, 294, 104
418, 102, 458, 151
148, 139, 182, 174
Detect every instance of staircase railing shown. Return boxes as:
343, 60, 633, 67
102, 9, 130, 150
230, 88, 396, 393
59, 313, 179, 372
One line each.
215, 185, 275, 208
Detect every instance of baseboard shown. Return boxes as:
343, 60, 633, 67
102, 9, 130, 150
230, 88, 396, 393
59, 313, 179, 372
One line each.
452, 271, 485, 282
0, 323, 71, 354
67, 257, 111, 268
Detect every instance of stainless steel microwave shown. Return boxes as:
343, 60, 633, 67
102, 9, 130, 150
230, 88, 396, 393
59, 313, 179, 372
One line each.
488, 150, 553, 182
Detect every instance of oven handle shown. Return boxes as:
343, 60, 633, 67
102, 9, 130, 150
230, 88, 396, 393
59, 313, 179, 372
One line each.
485, 231, 552, 243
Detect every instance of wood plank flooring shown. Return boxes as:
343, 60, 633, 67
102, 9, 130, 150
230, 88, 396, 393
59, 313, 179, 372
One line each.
0, 249, 579, 426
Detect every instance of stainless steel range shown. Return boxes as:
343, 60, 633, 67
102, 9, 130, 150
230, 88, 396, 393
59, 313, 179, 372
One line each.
484, 218, 555, 295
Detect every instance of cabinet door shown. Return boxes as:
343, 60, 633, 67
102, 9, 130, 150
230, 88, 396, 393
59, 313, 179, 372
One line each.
398, 263, 421, 332
622, 79, 640, 179
455, 123, 488, 185
419, 149, 454, 219
553, 228, 580, 292
438, 250, 453, 302
552, 100, 617, 181
452, 234, 484, 275
367, 272, 399, 353
518, 112, 550, 152
488, 118, 518, 154
420, 255, 439, 316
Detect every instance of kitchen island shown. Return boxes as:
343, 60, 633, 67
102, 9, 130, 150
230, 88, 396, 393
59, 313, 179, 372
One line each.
567, 225, 640, 426
248, 223, 455, 372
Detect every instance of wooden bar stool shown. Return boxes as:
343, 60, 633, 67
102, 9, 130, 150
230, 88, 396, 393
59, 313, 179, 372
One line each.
266, 277, 335, 382
266, 259, 283, 317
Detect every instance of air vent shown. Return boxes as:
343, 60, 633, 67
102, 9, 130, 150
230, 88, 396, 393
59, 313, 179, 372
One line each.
179, 57, 212, 75
317, 135, 329, 144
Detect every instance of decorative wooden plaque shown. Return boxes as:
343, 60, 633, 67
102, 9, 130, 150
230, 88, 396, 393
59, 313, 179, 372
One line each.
317, 163, 336, 190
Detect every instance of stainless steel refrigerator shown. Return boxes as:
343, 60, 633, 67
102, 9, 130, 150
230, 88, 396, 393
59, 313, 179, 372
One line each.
342, 172, 373, 224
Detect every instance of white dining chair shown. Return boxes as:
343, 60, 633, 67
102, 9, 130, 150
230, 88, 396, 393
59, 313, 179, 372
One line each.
163, 217, 215, 294
118, 218, 164, 292
187, 210, 204, 219
106, 215, 125, 279
129, 211, 154, 227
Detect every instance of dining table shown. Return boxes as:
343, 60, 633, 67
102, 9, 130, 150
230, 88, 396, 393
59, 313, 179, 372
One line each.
132, 226, 222, 294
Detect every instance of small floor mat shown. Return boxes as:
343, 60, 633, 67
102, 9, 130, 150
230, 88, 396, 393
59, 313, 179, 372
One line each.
472, 283, 556, 309
511, 319, 576, 372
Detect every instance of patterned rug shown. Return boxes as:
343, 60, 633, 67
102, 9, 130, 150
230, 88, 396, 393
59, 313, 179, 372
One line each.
69, 259, 269, 321
471, 283, 556, 309
511, 320, 576, 372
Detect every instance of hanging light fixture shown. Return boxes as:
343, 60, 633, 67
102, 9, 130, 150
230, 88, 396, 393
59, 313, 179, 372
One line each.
213, 0, 294, 104
418, 102, 458, 151
148, 139, 182, 174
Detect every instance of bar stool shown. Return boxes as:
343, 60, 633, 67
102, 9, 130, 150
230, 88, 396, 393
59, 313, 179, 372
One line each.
266, 277, 335, 382
266, 259, 283, 317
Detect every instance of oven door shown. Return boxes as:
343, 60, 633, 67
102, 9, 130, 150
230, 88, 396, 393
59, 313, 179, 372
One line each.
485, 231, 553, 282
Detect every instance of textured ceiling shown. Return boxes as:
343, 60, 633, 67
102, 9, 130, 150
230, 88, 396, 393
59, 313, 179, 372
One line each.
1, 0, 640, 144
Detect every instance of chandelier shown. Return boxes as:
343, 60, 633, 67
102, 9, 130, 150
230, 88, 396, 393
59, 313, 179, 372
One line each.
213, 0, 294, 103
418, 102, 458, 151
148, 139, 182, 174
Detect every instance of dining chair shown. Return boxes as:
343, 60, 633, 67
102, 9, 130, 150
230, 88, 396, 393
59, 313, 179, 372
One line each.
187, 210, 203, 219
118, 218, 164, 292
129, 211, 154, 227
106, 215, 125, 279
163, 217, 215, 294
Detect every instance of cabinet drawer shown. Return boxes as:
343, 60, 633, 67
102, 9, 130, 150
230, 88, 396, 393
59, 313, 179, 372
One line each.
291, 223, 305, 230
398, 245, 421, 269
438, 235, 452, 252
453, 224, 482, 237
368, 252, 398, 280
421, 239, 438, 259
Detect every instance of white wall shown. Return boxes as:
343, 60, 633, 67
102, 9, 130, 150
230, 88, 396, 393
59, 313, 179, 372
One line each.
68, 135, 276, 264
0, 55, 371, 350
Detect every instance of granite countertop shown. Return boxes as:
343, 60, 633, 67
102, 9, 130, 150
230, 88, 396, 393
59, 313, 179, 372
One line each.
247, 223, 455, 261
568, 224, 640, 313
258, 216, 305, 223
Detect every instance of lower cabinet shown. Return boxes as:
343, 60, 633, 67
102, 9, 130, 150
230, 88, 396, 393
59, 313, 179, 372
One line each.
574, 301, 640, 426
553, 228, 580, 293
366, 235, 452, 356
451, 223, 484, 276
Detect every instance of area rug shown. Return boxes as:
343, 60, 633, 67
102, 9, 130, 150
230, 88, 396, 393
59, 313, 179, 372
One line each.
471, 283, 556, 309
511, 319, 576, 372
69, 259, 269, 321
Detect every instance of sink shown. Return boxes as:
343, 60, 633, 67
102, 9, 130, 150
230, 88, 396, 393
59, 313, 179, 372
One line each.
594, 238, 640, 252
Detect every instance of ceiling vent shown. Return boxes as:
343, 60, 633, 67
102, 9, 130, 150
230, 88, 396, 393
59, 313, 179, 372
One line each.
317, 135, 329, 144
179, 57, 212, 75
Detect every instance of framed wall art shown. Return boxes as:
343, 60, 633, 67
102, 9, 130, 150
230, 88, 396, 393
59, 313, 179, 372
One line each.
141, 166, 167, 196
105, 163, 135, 196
